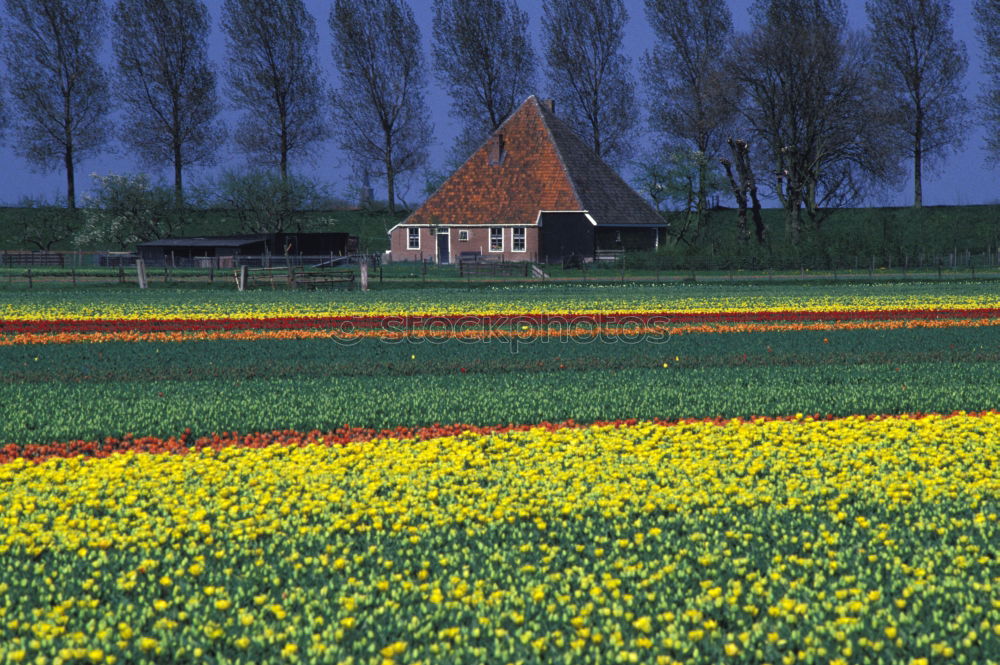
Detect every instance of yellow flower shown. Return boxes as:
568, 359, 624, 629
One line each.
380, 642, 407, 658
632, 616, 653, 633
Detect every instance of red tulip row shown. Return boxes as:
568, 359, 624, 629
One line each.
2, 411, 991, 466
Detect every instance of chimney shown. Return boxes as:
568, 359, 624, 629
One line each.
488, 133, 505, 165
540, 98, 555, 114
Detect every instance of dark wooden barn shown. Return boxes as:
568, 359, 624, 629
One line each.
137, 233, 358, 267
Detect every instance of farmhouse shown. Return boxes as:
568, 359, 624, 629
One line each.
389, 96, 667, 264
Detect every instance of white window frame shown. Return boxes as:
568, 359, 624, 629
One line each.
512, 227, 526, 252
489, 226, 503, 252
407, 227, 420, 250
458, 230, 469, 242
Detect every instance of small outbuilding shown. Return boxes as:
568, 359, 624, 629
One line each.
389, 95, 667, 264
137, 232, 358, 267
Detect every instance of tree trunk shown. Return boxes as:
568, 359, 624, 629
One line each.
385, 132, 395, 214
280, 110, 289, 182
386, 164, 395, 215
913, 109, 923, 209
720, 158, 749, 242
750, 184, 765, 244
174, 142, 184, 209
697, 158, 708, 232
65, 141, 76, 210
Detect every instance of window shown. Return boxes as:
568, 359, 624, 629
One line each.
512, 227, 526, 252
489, 227, 503, 252
458, 230, 469, 242
407, 227, 420, 250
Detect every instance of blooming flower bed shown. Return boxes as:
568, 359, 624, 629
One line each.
1, 416, 997, 664
2, 283, 999, 663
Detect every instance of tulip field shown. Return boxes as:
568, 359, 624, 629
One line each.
1, 282, 999, 664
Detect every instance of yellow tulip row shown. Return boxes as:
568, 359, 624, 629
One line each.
4, 290, 1000, 321
0, 413, 997, 663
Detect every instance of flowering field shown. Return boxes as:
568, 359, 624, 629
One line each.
2, 283, 999, 664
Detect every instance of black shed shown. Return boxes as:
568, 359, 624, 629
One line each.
137, 233, 357, 267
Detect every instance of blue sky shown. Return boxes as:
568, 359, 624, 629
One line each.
0, 0, 995, 208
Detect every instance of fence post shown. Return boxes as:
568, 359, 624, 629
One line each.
27, 268, 32, 288
136, 259, 147, 289
238, 265, 248, 291
209, 265, 214, 284
360, 261, 369, 291
118, 266, 125, 284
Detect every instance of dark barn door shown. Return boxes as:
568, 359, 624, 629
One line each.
437, 231, 450, 264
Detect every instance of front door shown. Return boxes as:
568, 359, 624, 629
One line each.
437, 230, 450, 264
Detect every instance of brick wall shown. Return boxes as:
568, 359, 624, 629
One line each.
390, 226, 538, 263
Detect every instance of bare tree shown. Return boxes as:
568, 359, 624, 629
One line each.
431, 0, 536, 161
541, 0, 638, 166
330, 0, 432, 215
214, 169, 332, 234
719, 138, 766, 244
112, 0, 225, 207
728, 0, 903, 243
642, 0, 736, 228
220, 0, 328, 180
2, 0, 111, 209
866, 0, 969, 208
975, 0, 1000, 164
13, 195, 81, 250
0, 14, 5, 138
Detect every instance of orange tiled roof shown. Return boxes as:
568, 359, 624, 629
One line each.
404, 96, 663, 227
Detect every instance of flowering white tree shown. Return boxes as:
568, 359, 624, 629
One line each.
76, 173, 179, 249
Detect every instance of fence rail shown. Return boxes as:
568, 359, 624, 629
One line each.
458, 258, 531, 277
5, 250, 1000, 288
1, 251, 65, 267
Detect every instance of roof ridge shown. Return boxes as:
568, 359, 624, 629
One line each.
533, 97, 586, 212
539, 105, 662, 223
402, 95, 544, 225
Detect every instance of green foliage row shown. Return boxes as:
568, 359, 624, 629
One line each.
5, 326, 999, 385
4, 358, 1000, 444
657, 205, 1000, 270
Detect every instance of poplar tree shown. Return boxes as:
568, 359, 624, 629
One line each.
221, 0, 328, 180
2, 0, 111, 209
866, 0, 970, 207
112, 0, 225, 206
